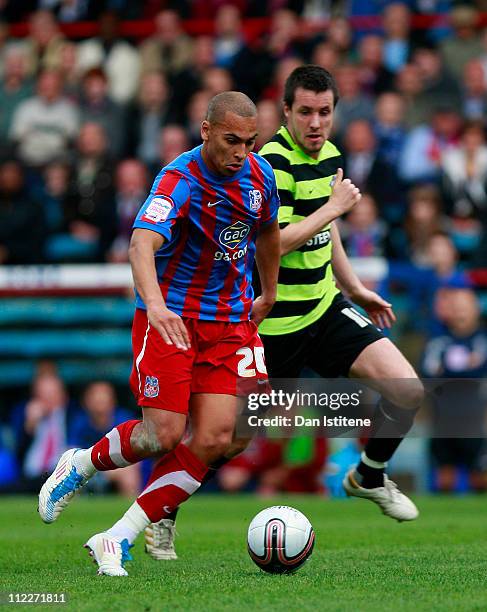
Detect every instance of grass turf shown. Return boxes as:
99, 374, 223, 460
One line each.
0, 494, 486, 611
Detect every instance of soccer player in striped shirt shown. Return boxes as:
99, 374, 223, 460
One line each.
258, 66, 423, 520
38, 91, 281, 576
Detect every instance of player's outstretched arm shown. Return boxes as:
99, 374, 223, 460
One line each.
280, 168, 361, 255
330, 223, 396, 329
129, 229, 191, 349
252, 218, 280, 326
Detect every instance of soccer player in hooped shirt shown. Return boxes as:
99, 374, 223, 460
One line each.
38, 91, 281, 576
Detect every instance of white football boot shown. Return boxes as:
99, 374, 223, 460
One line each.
145, 519, 178, 560
38, 449, 89, 523
84, 532, 133, 576
343, 470, 419, 522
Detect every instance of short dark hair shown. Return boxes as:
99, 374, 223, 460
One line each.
284, 65, 339, 108
206, 91, 257, 124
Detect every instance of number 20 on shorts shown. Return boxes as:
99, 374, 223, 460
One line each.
236, 347, 267, 377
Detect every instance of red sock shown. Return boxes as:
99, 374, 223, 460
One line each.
91, 419, 143, 471
136, 444, 208, 522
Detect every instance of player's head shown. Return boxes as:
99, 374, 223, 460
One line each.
283, 65, 339, 158
201, 91, 257, 177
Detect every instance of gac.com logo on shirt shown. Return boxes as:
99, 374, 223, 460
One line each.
214, 221, 250, 262
219, 221, 250, 249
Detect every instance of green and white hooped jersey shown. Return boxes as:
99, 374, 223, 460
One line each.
259, 126, 341, 335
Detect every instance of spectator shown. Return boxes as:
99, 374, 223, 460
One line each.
54, 122, 116, 262
426, 232, 463, 285
461, 58, 487, 121
341, 119, 377, 192
78, 67, 126, 158
381, 2, 414, 74
139, 9, 193, 81
154, 124, 189, 174
201, 66, 234, 97
265, 9, 303, 62
127, 71, 177, 167
77, 10, 140, 104
70, 381, 141, 496
311, 41, 339, 73
441, 119, 487, 224
399, 106, 462, 185
403, 184, 448, 266
440, 120, 487, 257
412, 45, 461, 122
255, 99, 281, 152
325, 15, 353, 63
340, 193, 387, 257
0, 46, 34, 144
214, 4, 246, 70
57, 40, 82, 97
22, 10, 66, 76
439, 5, 483, 81
10, 373, 75, 492
108, 159, 148, 262
422, 288, 487, 493
371, 91, 408, 225
185, 89, 212, 148
333, 64, 375, 141
0, 158, 45, 263
9, 69, 79, 168
356, 34, 395, 96
395, 62, 428, 128
261, 55, 303, 102
38, 160, 72, 238
170, 35, 215, 121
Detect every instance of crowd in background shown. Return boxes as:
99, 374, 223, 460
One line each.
0, 3, 486, 266
0, 1, 486, 495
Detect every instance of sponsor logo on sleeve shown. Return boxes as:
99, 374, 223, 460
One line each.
141, 196, 174, 224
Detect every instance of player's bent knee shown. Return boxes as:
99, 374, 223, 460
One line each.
383, 377, 424, 411
397, 378, 424, 411
194, 431, 235, 462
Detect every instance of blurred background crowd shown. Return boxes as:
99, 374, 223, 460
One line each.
0, 0, 486, 497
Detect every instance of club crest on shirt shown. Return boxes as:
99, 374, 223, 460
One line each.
144, 376, 159, 398
141, 196, 174, 224
219, 220, 250, 249
249, 189, 262, 211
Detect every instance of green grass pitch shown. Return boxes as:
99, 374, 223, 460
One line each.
1, 494, 486, 611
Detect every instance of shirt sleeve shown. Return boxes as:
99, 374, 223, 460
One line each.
260, 172, 280, 226
260, 151, 295, 228
133, 170, 190, 242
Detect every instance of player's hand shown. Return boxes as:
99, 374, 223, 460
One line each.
251, 295, 275, 326
147, 305, 191, 350
328, 168, 361, 216
350, 287, 396, 329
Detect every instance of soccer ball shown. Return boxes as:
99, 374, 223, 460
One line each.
247, 506, 315, 574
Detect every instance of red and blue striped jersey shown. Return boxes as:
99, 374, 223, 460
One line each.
133, 145, 279, 322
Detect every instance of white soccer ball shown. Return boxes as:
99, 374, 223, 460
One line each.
247, 506, 315, 574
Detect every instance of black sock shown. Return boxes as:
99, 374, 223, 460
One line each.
355, 459, 385, 489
